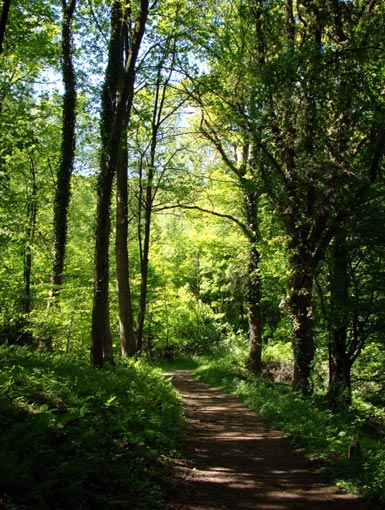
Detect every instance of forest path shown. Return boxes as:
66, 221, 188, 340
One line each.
165, 369, 368, 510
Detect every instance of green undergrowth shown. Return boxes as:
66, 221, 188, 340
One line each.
0, 346, 184, 510
155, 356, 200, 373
194, 350, 385, 508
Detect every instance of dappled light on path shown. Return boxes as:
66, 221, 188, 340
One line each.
166, 370, 368, 510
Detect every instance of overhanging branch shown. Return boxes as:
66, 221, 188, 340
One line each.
157, 202, 255, 241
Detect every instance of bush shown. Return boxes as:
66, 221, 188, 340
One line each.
0, 346, 184, 510
149, 286, 224, 359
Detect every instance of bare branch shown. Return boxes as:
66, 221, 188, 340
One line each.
86, 0, 109, 46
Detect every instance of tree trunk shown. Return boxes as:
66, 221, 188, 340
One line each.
116, 131, 136, 356
23, 155, 37, 316
246, 242, 263, 373
288, 253, 314, 395
0, 0, 11, 55
47, 0, 77, 320
91, 0, 123, 367
328, 232, 352, 407
91, 0, 149, 367
135, 58, 173, 353
328, 337, 352, 408
92, 170, 114, 366
136, 164, 153, 352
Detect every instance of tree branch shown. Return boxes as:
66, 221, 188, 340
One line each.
157, 202, 255, 240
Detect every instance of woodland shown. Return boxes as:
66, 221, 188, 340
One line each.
1, 0, 385, 508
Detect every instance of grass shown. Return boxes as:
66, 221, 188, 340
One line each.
0, 346, 184, 510
193, 348, 385, 509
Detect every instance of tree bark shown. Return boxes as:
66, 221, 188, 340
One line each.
91, 0, 123, 367
246, 242, 263, 373
23, 155, 37, 316
47, 0, 77, 319
116, 130, 136, 356
328, 232, 352, 407
136, 160, 154, 352
0, 0, 11, 55
243, 169, 263, 374
288, 251, 314, 395
135, 58, 173, 353
198, 121, 264, 373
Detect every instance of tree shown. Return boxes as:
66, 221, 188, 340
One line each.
257, 1, 384, 394
326, 194, 385, 407
116, 5, 192, 356
198, 116, 263, 373
135, 41, 185, 352
0, 0, 61, 343
91, 0, 149, 367
189, 0, 385, 394
46, 0, 77, 341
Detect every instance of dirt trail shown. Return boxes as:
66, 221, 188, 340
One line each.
165, 370, 368, 510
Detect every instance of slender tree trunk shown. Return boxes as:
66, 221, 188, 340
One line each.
136, 65, 166, 352
116, 131, 136, 356
0, 0, 11, 56
328, 232, 352, 407
246, 242, 263, 373
288, 251, 314, 395
23, 155, 37, 316
136, 164, 153, 352
47, 0, 77, 321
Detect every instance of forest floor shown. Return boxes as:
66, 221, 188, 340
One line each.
164, 369, 370, 510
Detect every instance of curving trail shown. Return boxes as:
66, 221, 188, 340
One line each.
165, 370, 369, 510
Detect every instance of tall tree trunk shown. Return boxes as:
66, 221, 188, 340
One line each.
116, 130, 136, 356
136, 164, 153, 352
23, 154, 37, 316
0, 0, 11, 56
92, 168, 114, 366
288, 251, 314, 395
91, 0, 123, 367
243, 175, 263, 374
91, 0, 149, 367
135, 61, 169, 353
328, 232, 352, 407
47, 0, 77, 322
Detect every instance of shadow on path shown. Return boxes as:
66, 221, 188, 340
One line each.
166, 370, 369, 510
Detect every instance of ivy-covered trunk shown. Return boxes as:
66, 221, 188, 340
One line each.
0, 0, 11, 55
91, 0, 149, 367
47, 0, 77, 318
288, 251, 314, 395
328, 337, 352, 407
91, 0, 123, 367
